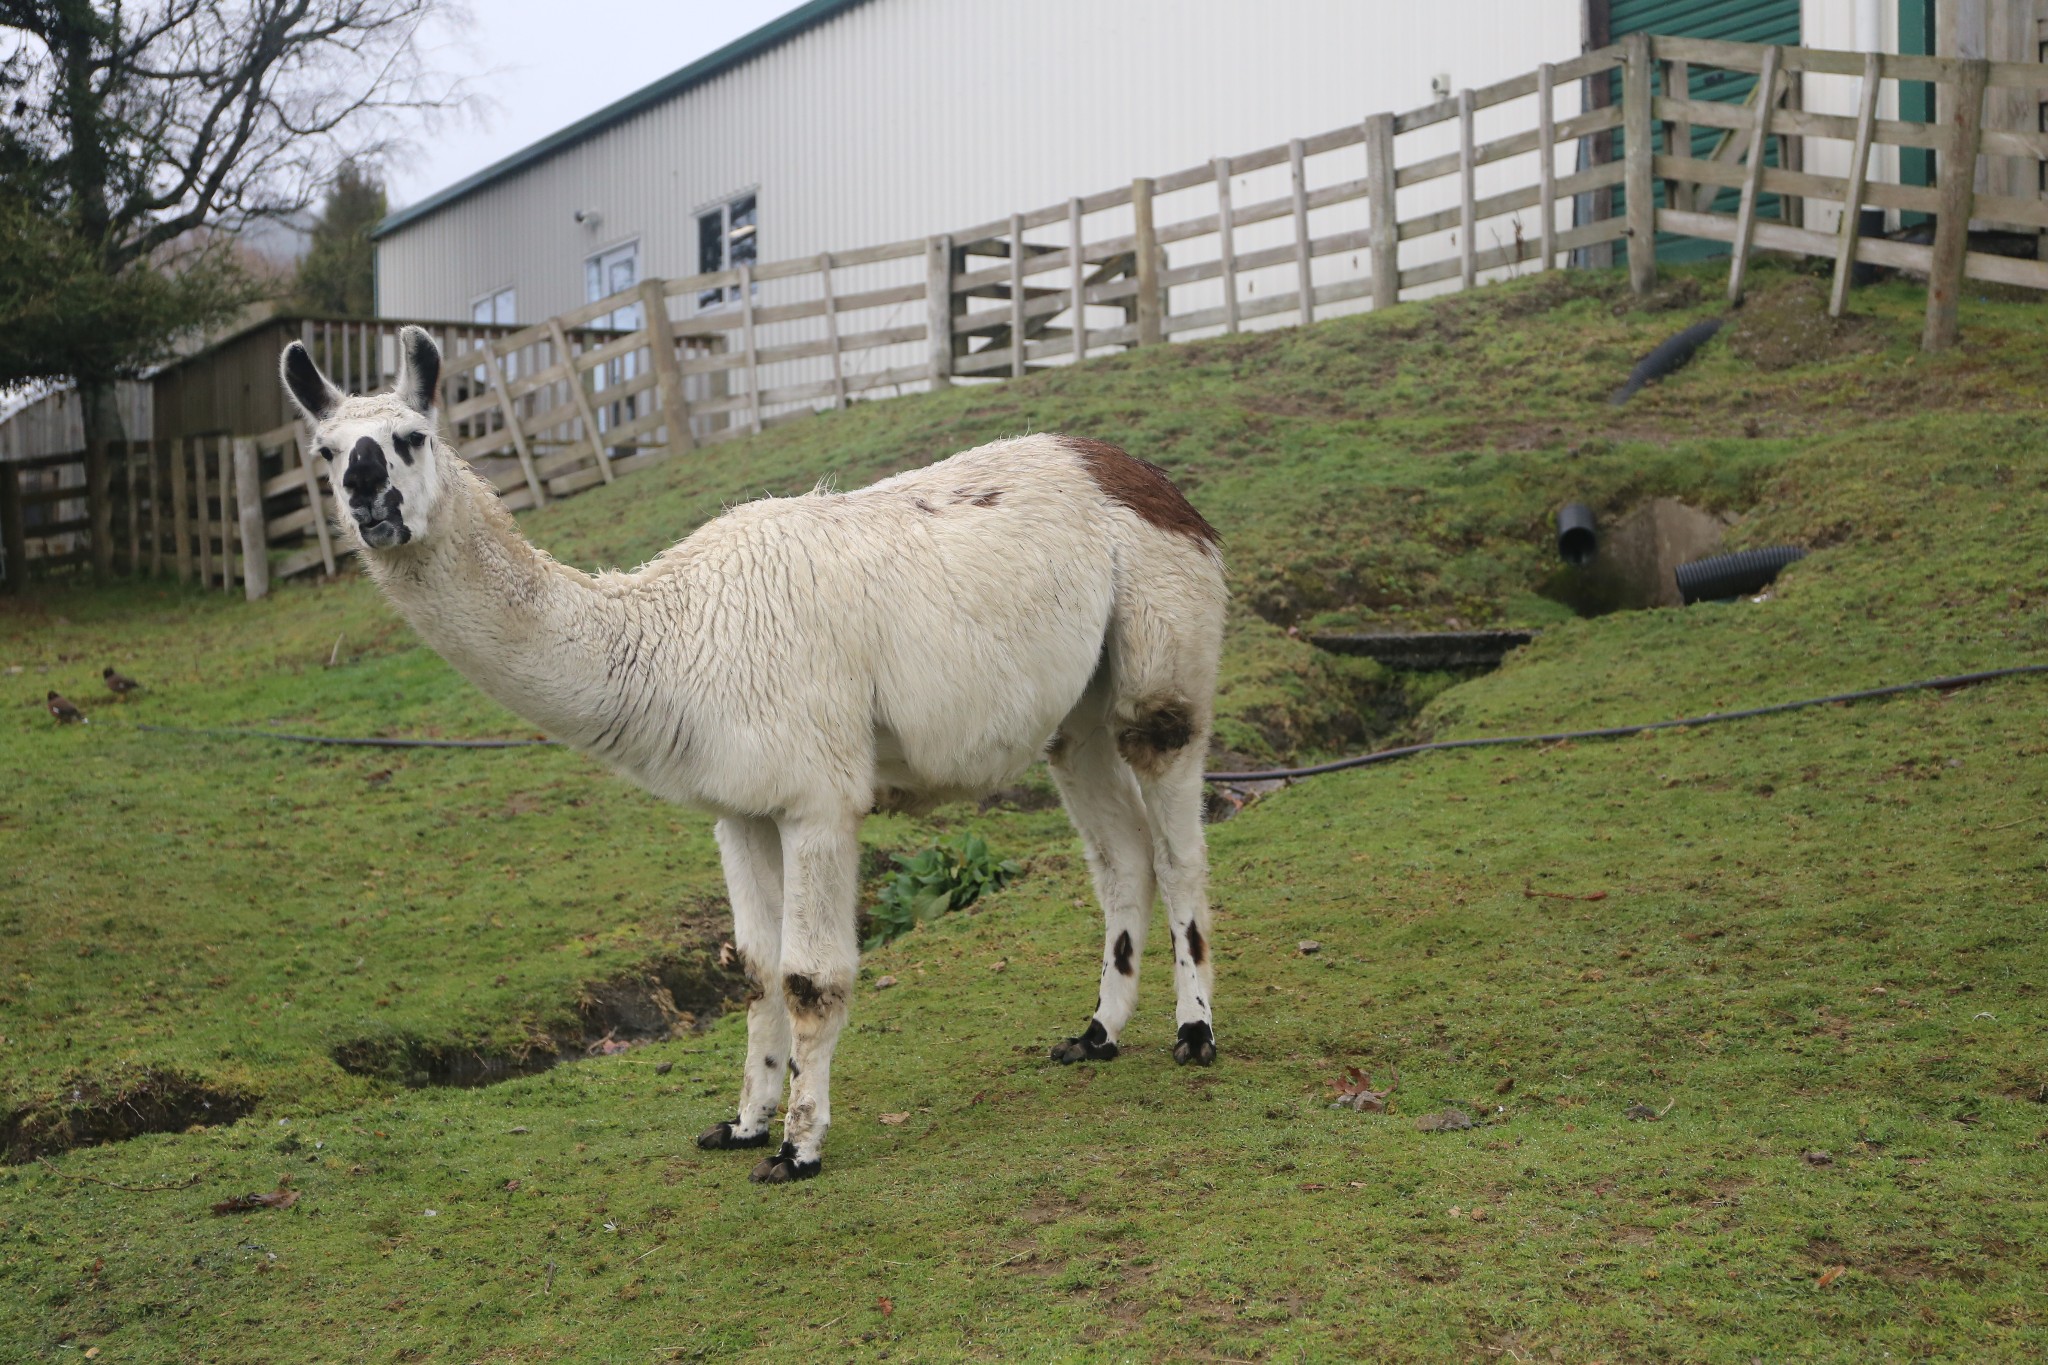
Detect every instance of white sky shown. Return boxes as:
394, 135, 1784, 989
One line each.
393, 0, 803, 208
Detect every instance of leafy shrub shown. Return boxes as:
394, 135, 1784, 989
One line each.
864, 833, 1021, 949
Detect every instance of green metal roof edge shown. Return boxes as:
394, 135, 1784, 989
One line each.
373, 0, 872, 240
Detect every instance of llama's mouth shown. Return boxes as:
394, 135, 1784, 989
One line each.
358, 516, 411, 548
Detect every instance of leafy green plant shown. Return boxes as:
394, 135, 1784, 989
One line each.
864, 832, 1022, 948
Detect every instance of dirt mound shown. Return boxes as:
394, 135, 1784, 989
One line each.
1727, 276, 1879, 370
2, 1065, 257, 1164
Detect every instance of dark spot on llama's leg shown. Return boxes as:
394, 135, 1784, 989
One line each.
1173, 1021, 1217, 1067
1050, 1018, 1120, 1064
1117, 696, 1197, 775
1112, 930, 1135, 977
1184, 922, 1207, 966
782, 973, 845, 1018
749, 1140, 822, 1184
698, 1119, 774, 1151
763, 1056, 777, 1069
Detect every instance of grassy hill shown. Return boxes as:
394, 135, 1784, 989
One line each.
1, 259, 2045, 1361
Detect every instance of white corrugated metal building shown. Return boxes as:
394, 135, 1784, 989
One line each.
373, 0, 2042, 333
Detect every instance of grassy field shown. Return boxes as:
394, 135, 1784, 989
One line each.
2, 260, 2045, 1361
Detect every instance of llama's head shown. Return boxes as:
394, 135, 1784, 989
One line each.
280, 326, 447, 550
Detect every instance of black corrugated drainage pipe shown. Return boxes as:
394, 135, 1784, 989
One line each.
1610, 317, 1725, 404
1675, 546, 1808, 604
1556, 503, 1597, 565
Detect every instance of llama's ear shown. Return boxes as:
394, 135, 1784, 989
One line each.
280, 343, 340, 423
394, 326, 441, 416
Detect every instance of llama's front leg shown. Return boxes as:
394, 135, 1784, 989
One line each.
750, 807, 860, 1184
699, 815, 791, 1152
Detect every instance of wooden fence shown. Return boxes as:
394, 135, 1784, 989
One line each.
9, 32, 2048, 599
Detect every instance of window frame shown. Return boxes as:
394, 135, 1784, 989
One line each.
693, 188, 759, 310
469, 285, 516, 326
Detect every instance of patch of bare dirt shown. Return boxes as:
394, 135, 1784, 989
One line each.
2, 1065, 257, 1164
1727, 277, 1881, 371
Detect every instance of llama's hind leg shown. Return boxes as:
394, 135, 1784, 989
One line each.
1046, 720, 1156, 1062
1129, 733, 1217, 1066
698, 815, 790, 1151
751, 806, 860, 1183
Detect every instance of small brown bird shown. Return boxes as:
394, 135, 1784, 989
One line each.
103, 666, 142, 697
46, 691, 88, 724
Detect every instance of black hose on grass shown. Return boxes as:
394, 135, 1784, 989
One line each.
135, 665, 2048, 784
1610, 317, 1725, 405
136, 724, 556, 749
1203, 664, 2048, 783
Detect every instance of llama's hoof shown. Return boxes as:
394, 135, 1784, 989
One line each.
1050, 1019, 1119, 1064
748, 1141, 821, 1183
697, 1119, 774, 1150
1173, 1021, 1217, 1066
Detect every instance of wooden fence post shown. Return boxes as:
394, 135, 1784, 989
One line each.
1067, 201, 1088, 363
1727, 44, 1783, 305
217, 435, 234, 592
1365, 113, 1399, 309
0, 463, 23, 595
1666, 58, 1692, 218
125, 443, 142, 573
171, 438, 191, 583
1829, 51, 1883, 318
737, 264, 762, 435
234, 436, 268, 601
636, 278, 694, 454
1537, 63, 1559, 270
297, 424, 337, 578
554, 318, 615, 481
87, 438, 112, 582
1132, 179, 1164, 345
149, 442, 165, 578
1923, 57, 1989, 351
819, 253, 850, 406
1622, 32, 1658, 295
193, 439, 213, 588
1009, 213, 1028, 377
1213, 159, 1241, 333
1288, 138, 1315, 324
925, 234, 955, 388
1457, 89, 1480, 289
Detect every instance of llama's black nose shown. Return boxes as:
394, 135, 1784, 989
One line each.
343, 436, 409, 546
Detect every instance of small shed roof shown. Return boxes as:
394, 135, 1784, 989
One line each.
373, 0, 872, 241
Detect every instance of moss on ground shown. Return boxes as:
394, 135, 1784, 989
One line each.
1, 260, 2045, 1361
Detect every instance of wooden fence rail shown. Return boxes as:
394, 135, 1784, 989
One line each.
9, 32, 2047, 599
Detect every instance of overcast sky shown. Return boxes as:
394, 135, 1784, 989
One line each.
393, 1, 801, 208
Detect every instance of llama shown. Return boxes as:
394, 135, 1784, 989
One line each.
281, 327, 1227, 1182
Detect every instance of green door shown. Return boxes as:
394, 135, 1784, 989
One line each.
1607, 0, 1803, 261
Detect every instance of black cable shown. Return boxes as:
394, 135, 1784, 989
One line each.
132, 664, 2048, 779
1203, 664, 2048, 783
135, 724, 557, 750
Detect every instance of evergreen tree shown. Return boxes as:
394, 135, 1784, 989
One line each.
292, 161, 387, 317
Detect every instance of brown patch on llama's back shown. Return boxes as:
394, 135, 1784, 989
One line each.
1061, 437, 1220, 547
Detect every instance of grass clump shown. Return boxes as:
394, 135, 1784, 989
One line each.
864, 832, 1022, 949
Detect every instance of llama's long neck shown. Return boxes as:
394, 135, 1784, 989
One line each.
359, 463, 636, 747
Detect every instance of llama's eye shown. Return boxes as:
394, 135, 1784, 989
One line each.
317, 445, 336, 461
402, 431, 427, 449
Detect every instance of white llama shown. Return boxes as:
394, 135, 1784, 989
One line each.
281, 328, 1227, 1182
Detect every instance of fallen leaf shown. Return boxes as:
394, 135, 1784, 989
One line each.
877, 1296, 894, 1317
1803, 1150, 1834, 1166
1817, 1264, 1847, 1288
1447, 1204, 1462, 1218
503, 1180, 520, 1192
212, 1188, 298, 1216
1329, 1064, 1397, 1112
654, 1061, 674, 1076
1469, 1205, 1489, 1222
1298, 939, 1323, 955
1495, 1076, 1515, 1095
84, 1349, 99, 1360
988, 960, 1007, 973
1416, 1108, 1474, 1133
874, 975, 898, 990
1643, 1265, 1661, 1280
1300, 1182, 1327, 1191
1580, 968, 1607, 983
1624, 1103, 1660, 1121
879, 1112, 910, 1125
508, 1126, 529, 1135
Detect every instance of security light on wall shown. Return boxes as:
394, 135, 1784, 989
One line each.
1430, 73, 1452, 99
573, 208, 603, 229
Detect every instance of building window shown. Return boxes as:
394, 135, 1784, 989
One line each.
583, 241, 642, 432
471, 287, 515, 325
696, 191, 757, 308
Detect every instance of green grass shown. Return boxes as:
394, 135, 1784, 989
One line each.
2, 260, 2046, 1361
